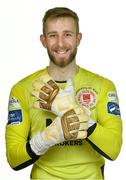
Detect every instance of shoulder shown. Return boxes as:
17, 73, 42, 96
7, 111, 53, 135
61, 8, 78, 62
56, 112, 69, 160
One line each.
78, 67, 114, 86
11, 68, 47, 91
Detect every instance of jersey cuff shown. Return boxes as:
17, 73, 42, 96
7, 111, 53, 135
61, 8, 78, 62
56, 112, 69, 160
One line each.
26, 141, 40, 159
87, 123, 97, 137
12, 142, 40, 171
86, 138, 112, 160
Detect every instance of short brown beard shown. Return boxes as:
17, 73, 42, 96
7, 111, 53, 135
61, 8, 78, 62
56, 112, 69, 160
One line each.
47, 47, 77, 67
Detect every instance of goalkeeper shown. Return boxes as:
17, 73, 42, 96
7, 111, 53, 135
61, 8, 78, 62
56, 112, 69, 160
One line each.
5, 7, 122, 180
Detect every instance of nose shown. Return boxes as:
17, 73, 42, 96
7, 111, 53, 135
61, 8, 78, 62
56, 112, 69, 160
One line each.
57, 36, 64, 48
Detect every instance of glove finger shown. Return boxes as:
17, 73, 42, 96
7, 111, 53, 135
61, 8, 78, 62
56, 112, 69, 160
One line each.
32, 80, 53, 95
32, 89, 49, 101
61, 106, 89, 140
69, 119, 88, 138
41, 85, 52, 95
32, 78, 58, 91
61, 109, 79, 140
47, 80, 59, 91
46, 80, 59, 102
32, 80, 45, 90
79, 121, 88, 130
77, 130, 87, 139
32, 78, 59, 102
33, 100, 51, 110
69, 128, 87, 139
39, 74, 60, 95
74, 106, 89, 122
69, 121, 80, 130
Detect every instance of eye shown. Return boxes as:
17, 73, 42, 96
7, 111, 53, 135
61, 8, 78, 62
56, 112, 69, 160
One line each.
48, 34, 56, 38
65, 33, 72, 37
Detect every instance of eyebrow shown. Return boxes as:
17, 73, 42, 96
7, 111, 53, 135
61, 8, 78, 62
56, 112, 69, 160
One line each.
64, 30, 74, 34
47, 30, 74, 35
47, 31, 57, 35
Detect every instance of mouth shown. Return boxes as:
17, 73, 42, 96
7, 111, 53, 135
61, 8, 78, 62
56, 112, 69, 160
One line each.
55, 49, 69, 55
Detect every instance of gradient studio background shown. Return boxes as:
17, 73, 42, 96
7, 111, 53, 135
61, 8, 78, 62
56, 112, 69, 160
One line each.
0, 0, 126, 179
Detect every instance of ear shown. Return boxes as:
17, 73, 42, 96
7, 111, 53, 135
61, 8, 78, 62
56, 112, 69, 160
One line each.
76, 33, 82, 46
40, 34, 47, 48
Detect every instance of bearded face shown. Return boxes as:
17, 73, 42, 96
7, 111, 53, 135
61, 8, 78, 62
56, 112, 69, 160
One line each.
40, 17, 82, 67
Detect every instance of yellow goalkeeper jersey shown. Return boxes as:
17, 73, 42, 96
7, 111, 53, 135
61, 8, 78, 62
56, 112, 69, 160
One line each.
5, 67, 122, 179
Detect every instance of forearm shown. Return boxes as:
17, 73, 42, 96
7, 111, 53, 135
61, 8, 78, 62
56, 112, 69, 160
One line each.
5, 127, 39, 170
87, 121, 122, 160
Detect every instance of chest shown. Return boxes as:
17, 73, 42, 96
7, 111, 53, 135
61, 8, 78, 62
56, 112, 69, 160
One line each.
28, 80, 101, 137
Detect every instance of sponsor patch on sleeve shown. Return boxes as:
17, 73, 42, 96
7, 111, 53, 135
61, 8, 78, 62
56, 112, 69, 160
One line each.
7, 110, 22, 125
7, 96, 22, 125
107, 102, 120, 116
108, 91, 118, 102
8, 97, 21, 110
107, 91, 121, 117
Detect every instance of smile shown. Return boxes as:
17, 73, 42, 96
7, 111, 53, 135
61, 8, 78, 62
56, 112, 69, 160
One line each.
55, 49, 69, 54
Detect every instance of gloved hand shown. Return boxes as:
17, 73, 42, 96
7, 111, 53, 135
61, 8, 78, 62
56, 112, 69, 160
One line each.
32, 73, 75, 116
32, 73, 59, 111
30, 106, 88, 155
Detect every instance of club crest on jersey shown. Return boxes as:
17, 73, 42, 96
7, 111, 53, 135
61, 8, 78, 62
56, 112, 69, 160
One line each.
76, 88, 97, 110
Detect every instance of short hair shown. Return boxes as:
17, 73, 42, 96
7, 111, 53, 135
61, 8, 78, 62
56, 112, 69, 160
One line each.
42, 7, 79, 35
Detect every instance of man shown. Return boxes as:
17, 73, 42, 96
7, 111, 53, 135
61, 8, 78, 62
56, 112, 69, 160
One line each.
6, 7, 122, 179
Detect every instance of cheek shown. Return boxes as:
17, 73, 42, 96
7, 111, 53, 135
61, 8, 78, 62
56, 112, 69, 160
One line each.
69, 40, 78, 49
66, 38, 78, 46
46, 40, 57, 49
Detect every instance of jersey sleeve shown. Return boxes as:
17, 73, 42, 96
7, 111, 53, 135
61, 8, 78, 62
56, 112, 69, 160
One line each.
5, 83, 40, 170
87, 79, 122, 160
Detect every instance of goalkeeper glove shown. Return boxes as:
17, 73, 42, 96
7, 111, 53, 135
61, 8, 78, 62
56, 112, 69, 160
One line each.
30, 106, 88, 155
32, 73, 75, 116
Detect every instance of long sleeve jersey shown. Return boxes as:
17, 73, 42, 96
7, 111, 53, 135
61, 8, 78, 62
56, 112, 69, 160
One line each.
5, 67, 122, 179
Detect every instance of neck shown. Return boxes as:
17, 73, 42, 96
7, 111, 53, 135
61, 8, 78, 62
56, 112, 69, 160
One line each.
48, 60, 79, 81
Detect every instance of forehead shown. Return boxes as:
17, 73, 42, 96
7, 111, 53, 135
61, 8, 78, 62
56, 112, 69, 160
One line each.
45, 17, 76, 33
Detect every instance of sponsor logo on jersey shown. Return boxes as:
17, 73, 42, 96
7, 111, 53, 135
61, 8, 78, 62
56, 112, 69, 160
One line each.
108, 91, 118, 102
76, 88, 97, 110
8, 97, 21, 110
107, 91, 120, 116
107, 102, 120, 116
7, 109, 22, 125
57, 140, 83, 146
8, 96, 22, 125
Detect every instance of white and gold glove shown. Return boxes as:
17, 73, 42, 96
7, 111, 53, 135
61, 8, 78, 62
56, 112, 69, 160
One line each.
30, 106, 88, 155
32, 73, 74, 116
